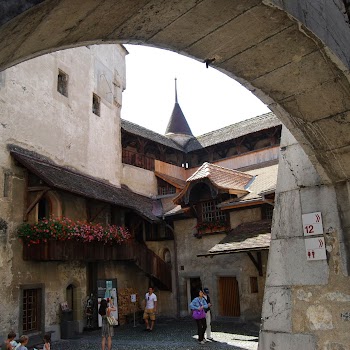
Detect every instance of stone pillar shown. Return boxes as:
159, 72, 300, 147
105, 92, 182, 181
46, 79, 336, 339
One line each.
259, 127, 350, 349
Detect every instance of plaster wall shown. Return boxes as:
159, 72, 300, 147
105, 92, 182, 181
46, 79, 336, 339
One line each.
259, 127, 350, 349
121, 164, 158, 196
0, 45, 126, 339
0, 44, 126, 186
175, 215, 267, 320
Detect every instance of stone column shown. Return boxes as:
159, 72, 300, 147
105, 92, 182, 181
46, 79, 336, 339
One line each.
259, 127, 350, 349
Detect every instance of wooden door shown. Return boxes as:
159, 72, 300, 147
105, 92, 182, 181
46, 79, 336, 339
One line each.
219, 277, 240, 316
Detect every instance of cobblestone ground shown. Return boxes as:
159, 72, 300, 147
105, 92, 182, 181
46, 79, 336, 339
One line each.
54, 318, 259, 350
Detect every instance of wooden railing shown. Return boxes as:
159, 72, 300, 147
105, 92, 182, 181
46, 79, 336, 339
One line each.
23, 240, 172, 290
122, 149, 155, 171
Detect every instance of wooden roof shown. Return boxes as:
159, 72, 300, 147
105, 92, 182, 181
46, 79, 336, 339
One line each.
9, 145, 160, 222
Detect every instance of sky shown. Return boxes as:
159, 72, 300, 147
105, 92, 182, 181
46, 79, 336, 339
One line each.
121, 45, 270, 137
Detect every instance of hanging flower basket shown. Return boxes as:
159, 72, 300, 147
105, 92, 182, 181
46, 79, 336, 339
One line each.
18, 217, 131, 246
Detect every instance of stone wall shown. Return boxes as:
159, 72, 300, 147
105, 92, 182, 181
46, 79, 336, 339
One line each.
174, 216, 268, 321
259, 127, 350, 349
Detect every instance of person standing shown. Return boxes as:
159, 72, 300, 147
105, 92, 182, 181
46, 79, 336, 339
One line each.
190, 289, 208, 344
99, 299, 116, 350
14, 336, 29, 350
143, 287, 157, 331
203, 287, 213, 341
1, 331, 16, 350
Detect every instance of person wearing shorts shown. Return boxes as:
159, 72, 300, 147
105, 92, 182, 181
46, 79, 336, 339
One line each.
143, 287, 157, 331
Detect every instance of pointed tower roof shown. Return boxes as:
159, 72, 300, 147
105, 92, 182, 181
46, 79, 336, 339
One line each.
165, 78, 193, 136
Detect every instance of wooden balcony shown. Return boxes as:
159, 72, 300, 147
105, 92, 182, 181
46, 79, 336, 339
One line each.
122, 149, 155, 171
23, 240, 171, 290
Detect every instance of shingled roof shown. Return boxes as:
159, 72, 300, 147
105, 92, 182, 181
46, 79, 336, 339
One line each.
121, 113, 280, 154
174, 162, 254, 205
199, 220, 272, 256
9, 145, 160, 222
185, 112, 281, 152
218, 163, 278, 208
121, 119, 184, 151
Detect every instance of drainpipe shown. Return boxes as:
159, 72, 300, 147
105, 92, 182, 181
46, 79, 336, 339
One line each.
164, 222, 180, 318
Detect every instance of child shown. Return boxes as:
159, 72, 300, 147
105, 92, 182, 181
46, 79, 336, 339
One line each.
42, 334, 50, 350
15, 336, 29, 350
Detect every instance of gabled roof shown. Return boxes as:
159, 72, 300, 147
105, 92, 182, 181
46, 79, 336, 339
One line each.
9, 145, 160, 222
174, 162, 253, 205
121, 119, 184, 151
185, 112, 280, 152
199, 220, 272, 256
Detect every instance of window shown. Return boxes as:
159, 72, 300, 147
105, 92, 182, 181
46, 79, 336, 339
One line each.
23, 288, 42, 333
38, 198, 50, 220
250, 277, 259, 293
262, 204, 274, 220
92, 93, 101, 116
157, 178, 176, 195
201, 200, 226, 223
57, 70, 68, 97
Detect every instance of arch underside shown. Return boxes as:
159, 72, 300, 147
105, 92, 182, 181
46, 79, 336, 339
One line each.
1, 0, 350, 184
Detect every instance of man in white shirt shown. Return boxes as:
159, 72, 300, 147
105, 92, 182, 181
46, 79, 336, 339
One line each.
143, 287, 158, 331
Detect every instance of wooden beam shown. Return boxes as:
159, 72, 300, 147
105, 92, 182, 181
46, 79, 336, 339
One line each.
247, 251, 263, 276
24, 189, 49, 221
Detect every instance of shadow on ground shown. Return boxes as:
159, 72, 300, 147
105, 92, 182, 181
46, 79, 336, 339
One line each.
54, 317, 259, 350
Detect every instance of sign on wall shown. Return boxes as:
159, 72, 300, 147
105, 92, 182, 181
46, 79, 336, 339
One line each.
302, 212, 323, 236
305, 237, 327, 261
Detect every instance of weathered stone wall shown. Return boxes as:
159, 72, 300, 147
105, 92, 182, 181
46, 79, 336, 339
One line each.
174, 216, 267, 321
259, 127, 350, 349
0, 44, 126, 340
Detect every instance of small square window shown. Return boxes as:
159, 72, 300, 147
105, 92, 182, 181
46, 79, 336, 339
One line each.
92, 93, 100, 116
57, 70, 68, 97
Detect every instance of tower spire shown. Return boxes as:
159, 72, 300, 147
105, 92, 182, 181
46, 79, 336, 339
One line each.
175, 77, 178, 103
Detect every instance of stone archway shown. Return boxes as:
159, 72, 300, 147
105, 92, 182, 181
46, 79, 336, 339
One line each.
0, 1, 349, 184
1, 1, 350, 349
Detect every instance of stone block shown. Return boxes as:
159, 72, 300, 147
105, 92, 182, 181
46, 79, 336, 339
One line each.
253, 50, 338, 102
276, 143, 321, 193
258, 330, 316, 350
266, 238, 329, 286
272, 189, 303, 239
300, 185, 341, 235
260, 286, 292, 332
282, 78, 350, 123
280, 126, 298, 148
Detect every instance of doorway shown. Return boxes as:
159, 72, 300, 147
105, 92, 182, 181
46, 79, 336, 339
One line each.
219, 277, 240, 317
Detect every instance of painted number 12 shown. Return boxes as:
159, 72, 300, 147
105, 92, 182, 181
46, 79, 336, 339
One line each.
305, 225, 314, 234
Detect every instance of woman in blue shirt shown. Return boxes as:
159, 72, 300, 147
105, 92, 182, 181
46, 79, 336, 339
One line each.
190, 290, 208, 344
